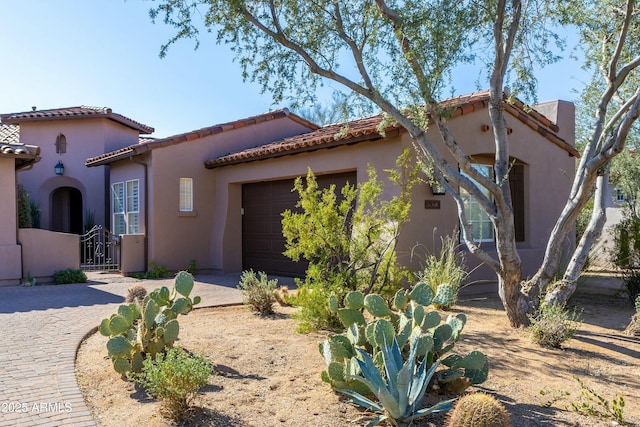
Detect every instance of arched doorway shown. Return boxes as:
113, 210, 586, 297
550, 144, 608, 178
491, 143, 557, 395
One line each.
51, 187, 83, 234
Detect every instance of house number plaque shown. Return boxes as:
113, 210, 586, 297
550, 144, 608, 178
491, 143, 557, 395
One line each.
424, 200, 441, 209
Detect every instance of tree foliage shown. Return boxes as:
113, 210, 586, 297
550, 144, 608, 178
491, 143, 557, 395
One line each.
17, 185, 32, 229
281, 149, 418, 331
149, 0, 640, 327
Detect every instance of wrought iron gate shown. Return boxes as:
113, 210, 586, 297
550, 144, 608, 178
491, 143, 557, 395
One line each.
80, 225, 120, 272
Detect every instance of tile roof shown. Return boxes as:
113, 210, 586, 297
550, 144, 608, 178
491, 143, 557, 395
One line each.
1, 106, 154, 134
205, 91, 579, 169
86, 109, 318, 167
0, 124, 20, 144
0, 142, 40, 170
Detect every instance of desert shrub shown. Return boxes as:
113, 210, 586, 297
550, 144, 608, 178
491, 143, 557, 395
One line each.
569, 375, 627, 426
145, 261, 171, 279
99, 272, 201, 374
612, 215, 640, 269
446, 392, 510, 427
129, 346, 212, 421
53, 268, 87, 284
622, 269, 640, 306
528, 302, 581, 348
124, 284, 148, 304
282, 151, 419, 332
273, 285, 293, 306
186, 259, 197, 275
416, 235, 468, 309
290, 282, 342, 332
237, 269, 277, 315
625, 296, 640, 336
17, 185, 32, 228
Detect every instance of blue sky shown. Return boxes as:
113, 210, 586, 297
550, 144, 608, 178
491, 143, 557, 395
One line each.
0, 0, 589, 138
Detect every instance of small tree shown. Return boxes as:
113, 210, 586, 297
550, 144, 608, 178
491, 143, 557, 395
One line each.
282, 149, 418, 330
17, 185, 32, 228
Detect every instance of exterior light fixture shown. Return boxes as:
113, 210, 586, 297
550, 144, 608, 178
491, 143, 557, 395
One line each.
55, 161, 64, 176
430, 182, 446, 196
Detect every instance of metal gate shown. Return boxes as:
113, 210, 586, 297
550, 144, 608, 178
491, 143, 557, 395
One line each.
80, 225, 120, 272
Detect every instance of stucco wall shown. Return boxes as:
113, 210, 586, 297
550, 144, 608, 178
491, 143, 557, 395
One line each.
211, 102, 576, 286
120, 234, 146, 275
110, 115, 315, 272
19, 228, 79, 284
16, 119, 140, 232
0, 158, 21, 285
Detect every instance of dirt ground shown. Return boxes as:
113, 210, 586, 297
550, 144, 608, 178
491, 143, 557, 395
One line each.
76, 276, 640, 427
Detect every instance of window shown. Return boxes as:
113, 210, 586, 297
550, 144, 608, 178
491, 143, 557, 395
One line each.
461, 163, 525, 244
55, 134, 67, 154
179, 177, 193, 212
112, 182, 125, 236
112, 179, 139, 235
461, 164, 495, 243
616, 188, 625, 203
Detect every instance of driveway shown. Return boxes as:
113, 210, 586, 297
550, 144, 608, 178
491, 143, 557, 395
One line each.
0, 273, 245, 426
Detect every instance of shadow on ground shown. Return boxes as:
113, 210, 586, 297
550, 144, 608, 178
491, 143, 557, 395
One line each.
0, 284, 123, 313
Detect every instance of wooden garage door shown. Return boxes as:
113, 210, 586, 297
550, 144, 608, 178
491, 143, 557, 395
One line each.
242, 172, 357, 277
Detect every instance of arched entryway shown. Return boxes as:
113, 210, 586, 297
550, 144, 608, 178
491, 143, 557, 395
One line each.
51, 187, 83, 234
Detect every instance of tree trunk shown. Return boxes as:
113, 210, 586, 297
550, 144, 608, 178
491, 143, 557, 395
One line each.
545, 173, 609, 305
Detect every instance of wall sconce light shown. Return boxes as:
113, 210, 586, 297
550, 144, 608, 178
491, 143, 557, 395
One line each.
430, 181, 446, 196
55, 161, 64, 175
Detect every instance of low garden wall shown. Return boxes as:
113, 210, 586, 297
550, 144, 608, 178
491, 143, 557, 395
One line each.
19, 228, 79, 284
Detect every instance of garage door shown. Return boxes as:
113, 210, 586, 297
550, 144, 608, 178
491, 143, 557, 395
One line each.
242, 172, 357, 277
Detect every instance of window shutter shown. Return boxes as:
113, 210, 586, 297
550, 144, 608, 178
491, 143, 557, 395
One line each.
509, 164, 525, 242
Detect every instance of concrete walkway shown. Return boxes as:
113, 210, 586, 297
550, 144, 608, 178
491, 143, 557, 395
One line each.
0, 273, 247, 427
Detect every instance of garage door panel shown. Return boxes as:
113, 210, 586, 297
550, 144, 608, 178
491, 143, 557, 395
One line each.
242, 172, 356, 277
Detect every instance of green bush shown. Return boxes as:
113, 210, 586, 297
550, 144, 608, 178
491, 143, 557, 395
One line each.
145, 261, 171, 279
417, 235, 468, 309
290, 282, 342, 333
528, 302, 581, 348
622, 269, 640, 306
129, 346, 212, 421
282, 150, 419, 331
17, 185, 32, 228
237, 269, 277, 315
612, 216, 640, 269
625, 296, 640, 336
53, 268, 87, 284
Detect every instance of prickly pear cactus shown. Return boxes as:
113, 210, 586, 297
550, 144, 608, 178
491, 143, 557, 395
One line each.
99, 271, 201, 374
320, 282, 488, 396
446, 392, 511, 427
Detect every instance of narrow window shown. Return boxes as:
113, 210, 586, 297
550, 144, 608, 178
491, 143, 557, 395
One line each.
461, 164, 495, 243
126, 180, 140, 234
112, 182, 125, 236
111, 180, 139, 235
179, 177, 193, 212
616, 188, 625, 203
55, 134, 67, 154
509, 164, 525, 242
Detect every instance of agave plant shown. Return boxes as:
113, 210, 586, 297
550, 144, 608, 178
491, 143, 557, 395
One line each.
338, 331, 456, 426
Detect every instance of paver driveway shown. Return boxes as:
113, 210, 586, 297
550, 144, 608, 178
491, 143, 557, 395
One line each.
0, 273, 244, 427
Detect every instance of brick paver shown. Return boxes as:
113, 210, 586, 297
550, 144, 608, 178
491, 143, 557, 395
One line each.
0, 273, 247, 426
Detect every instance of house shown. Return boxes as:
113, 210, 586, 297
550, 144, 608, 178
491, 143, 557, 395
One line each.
85, 109, 319, 274
1, 106, 154, 234
88, 92, 578, 283
0, 140, 39, 285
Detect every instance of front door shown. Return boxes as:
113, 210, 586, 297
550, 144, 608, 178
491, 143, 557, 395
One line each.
51, 186, 83, 234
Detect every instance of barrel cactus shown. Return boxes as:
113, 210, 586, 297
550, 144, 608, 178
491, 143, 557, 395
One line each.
320, 283, 488, 397
446, 392, 510, 427
99, 271, 201, 374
